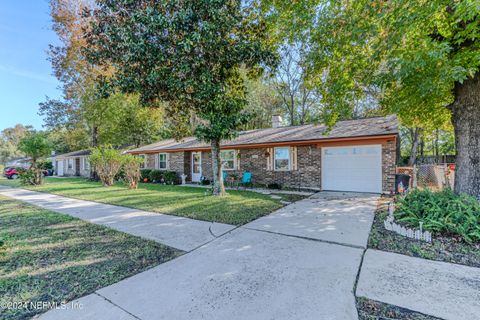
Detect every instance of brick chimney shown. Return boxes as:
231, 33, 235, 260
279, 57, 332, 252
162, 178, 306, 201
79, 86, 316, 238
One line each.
272, 115, 283, 128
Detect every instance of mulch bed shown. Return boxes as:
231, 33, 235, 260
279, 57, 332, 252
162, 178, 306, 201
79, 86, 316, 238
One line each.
368, 197, 480, 268
357, 197, 480, 319
356, 297, 442, 320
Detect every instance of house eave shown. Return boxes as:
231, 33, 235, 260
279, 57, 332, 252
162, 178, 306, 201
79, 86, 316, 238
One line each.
127, 134, 398, 154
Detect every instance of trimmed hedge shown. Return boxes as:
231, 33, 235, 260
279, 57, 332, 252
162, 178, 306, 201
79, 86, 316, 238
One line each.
149, 170, 163, 183
163, 171, 177, 185
146, 170, 178, 184
140, 169, 152, 182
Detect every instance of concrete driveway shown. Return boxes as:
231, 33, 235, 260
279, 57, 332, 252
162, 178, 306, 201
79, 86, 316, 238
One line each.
245, 192, 378, 248
38, 191, 378, 320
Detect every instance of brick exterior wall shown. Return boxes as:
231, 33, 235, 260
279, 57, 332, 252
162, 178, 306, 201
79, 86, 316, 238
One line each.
201, 151, 213, 180
143, 152, 189, 182
183, 152, 191, 181
382, 139, 397, 193
202, 146, 323, 189
142, 139, 398, 193
169, 152, 184, 172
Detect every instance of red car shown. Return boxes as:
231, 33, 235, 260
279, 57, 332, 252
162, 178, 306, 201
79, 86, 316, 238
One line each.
3, 166, 50, 179
3, 167, 21, 179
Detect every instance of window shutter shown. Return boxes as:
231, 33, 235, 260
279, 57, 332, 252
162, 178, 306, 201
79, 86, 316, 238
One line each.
166, 153, 170, 170
154, 154, 159, 169
235, 150, 240, 170
266, 148, 273, 170
290, 146, 298, 170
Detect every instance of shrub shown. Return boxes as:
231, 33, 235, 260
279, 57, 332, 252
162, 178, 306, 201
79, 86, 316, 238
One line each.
266, 183, 282, 190
140, 169, 152, 182
149, 170, 163, 183
163, 171, 178, 185
18, 132, 53, 185
37, 160, 53, 170
122, 155, 143, 189
395, 188, 480, 243
89, 146, 123, 187
18, 168, 40, 186
115, 168, 125, 181
200, 176, 210, 185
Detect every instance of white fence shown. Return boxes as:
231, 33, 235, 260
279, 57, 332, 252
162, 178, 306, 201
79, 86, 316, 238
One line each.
383, 202, 432, 243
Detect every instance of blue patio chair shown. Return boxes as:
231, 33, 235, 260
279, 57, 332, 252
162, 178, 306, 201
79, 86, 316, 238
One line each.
241, 171, 252, 189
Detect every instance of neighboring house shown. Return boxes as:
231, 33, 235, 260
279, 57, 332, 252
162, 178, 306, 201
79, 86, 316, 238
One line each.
127, 115, 399, 193
5, 157, 31, 168
53, 150, 91, 177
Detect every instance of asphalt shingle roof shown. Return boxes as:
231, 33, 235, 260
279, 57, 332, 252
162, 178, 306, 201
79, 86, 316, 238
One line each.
128, 114, 398, 153
54, 149, 91, 158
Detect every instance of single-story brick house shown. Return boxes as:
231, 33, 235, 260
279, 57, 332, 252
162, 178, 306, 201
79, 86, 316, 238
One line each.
127, 115, 399, 193
53, 149, 91, 177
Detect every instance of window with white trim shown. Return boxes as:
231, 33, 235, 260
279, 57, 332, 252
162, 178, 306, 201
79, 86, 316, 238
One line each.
84, 158, 90, 171
274, 147, 290, 171
220, 150, 235, 170
138, 154, 146, 169
67, 159, 73, 169
158, 153, 168, 170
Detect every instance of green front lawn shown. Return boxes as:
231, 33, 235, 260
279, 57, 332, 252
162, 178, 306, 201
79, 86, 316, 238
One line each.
0, 177, 289, 225
0, 195, 181, 320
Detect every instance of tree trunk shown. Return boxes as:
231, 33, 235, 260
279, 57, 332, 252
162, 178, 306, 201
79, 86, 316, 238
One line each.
420, 137, 424, 159
408, 127, 422, 166
450, 74, 480, 198
90, 126, 99, 180
30, 157, 43, 185
211, 139, 227, 196
91, 126, 98, 147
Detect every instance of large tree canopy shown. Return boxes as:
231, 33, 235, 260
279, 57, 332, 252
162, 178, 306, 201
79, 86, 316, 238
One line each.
0, 124, 33, 164
86, 0, 276, 195
270, 0, 480, 197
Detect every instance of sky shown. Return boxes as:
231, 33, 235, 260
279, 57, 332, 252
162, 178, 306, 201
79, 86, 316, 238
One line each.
0, 1, 62, 131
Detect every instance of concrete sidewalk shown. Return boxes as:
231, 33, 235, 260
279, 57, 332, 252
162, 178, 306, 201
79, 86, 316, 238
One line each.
0, 186, 235, 251
357, 249, 480, 320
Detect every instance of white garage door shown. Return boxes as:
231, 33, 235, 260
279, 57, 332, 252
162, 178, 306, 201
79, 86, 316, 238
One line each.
322, 145, 382, 193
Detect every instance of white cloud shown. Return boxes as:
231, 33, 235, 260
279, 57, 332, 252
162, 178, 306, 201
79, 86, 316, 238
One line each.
0, 64, 57, 84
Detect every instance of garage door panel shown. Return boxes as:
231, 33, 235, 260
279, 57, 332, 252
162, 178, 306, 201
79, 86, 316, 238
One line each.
322, 145, 382, 193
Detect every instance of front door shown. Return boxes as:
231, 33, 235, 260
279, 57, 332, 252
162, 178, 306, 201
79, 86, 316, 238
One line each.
57, 160, 64, 176
191, 152, 202, 182
75, 158, 81, 176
